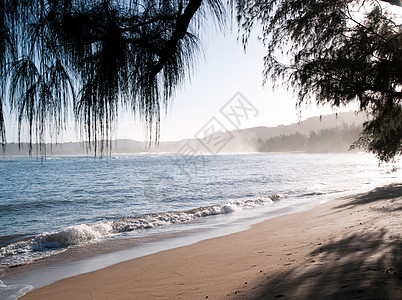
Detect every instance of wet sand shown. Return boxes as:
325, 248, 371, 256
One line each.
22, 183, 402, 299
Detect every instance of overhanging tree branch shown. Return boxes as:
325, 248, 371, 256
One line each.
151, 0, 202, 78
0, 0, 226, 154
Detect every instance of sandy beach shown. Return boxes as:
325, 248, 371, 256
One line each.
22, 183, 402, 299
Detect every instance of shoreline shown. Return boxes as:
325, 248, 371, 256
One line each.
1, 191, 326, 295
21, 182, 402, 299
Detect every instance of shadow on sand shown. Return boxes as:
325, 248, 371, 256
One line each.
336, 183, 402, 210
249, 229, 401, 299
243, 183, 402, 300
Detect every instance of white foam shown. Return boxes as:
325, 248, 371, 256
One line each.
113, 195, 279, 233
0, 223, 115, 268
308, 182, 329, 190
33, 223, 114, 250
0, 280, 32, 300
0, 194, 280, 268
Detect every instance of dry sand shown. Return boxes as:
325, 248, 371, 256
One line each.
23, 183, 402, 299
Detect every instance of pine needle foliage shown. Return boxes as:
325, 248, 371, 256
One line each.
0, 0, 226, 154
236, 0, 402, 161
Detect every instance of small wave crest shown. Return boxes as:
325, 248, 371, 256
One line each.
0, 194, 281, 268
0, 280, 32, 300
114, 194, 280, 232
298, 190, 345, 198
33, 223, 114, 250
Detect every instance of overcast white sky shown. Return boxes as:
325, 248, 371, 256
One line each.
5, 20, 359, 143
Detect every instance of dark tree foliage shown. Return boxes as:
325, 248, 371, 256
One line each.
236, 0, 402, 161
258, 132, 307, 152
306, 124, 362, 153
0, 0, 226, 154
257, 124, 362, 153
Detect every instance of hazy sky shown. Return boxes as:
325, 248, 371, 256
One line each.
117, 25, 358, 142
5, 21, 358, 143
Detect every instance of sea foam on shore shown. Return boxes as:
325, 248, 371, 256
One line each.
0, 280, 32, 300
1, 195, 280, 269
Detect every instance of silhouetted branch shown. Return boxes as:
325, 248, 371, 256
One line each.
151, 0, 202, 78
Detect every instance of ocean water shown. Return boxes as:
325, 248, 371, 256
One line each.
0, 153, 400, 298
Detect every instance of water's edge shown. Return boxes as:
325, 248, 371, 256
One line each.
1, 188, 365, 299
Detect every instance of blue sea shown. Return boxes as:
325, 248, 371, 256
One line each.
0, 153, 400, 299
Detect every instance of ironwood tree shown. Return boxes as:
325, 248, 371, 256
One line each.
0, 0, 226, 153
236, 0, 401, 161
0, 0, 401, 160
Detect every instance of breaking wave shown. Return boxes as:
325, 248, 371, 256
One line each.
0, 194, 280, 269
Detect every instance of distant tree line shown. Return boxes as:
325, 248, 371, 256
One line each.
258, 124, 362, 153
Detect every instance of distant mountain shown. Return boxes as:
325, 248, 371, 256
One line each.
231, 111, 365, 140
2, 111, 365, 156
257, 124, 363, 153
2, 140, 147, 156
220, 111, 366, 153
